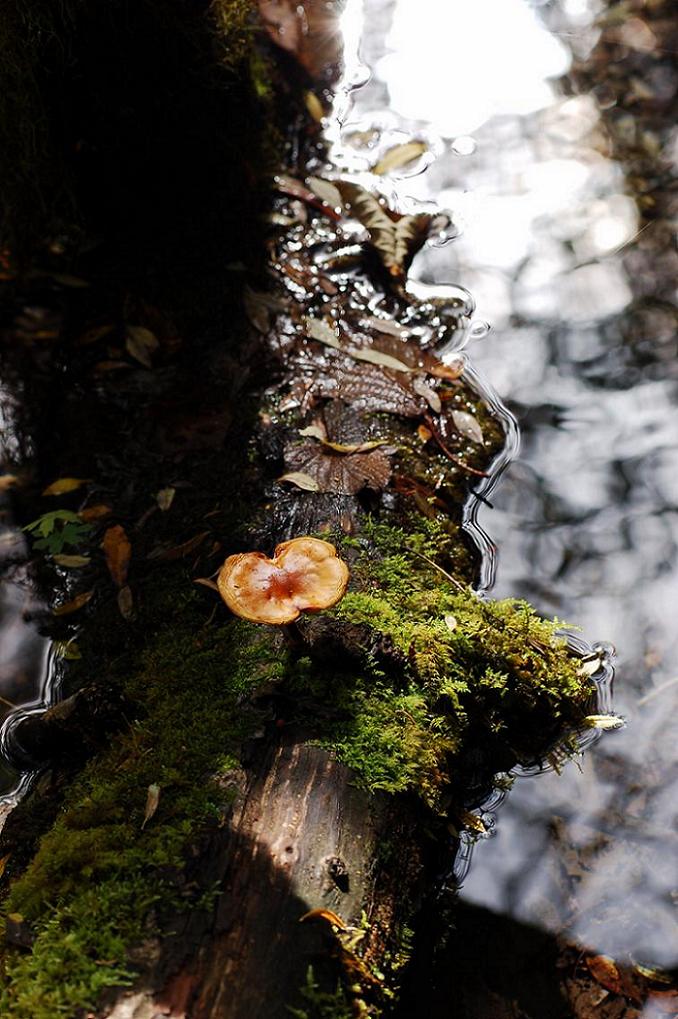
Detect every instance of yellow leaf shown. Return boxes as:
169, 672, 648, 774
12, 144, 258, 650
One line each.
277, 472, 320, 492
53, 590, 94, 616
126, 325, 159, 368
102, 525, 131, 588
304, 90, 324, 122
42, 477, 90, 496
373, 140, 427, 175
156, 487, 176, 512
141, 784, 161, 830
52, 554, 91, 568
584, 714, 625, 731
0, 474, 19, 492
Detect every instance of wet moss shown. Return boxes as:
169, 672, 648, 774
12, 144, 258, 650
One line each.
287, 518, 591, 812
0, 590, 287, 1018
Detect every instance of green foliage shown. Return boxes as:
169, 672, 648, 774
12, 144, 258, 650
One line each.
23, 511, 91, 554
288, 967, 354, 1019
288, 518, 591, 811
0, 592, 287, 1018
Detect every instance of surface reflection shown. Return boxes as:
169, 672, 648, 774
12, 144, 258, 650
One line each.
338, 0, 678, 995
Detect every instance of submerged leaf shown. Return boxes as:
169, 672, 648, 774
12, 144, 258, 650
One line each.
452, 410, 484, 444
307, 176, 342, 210
336, 182, 432, 280
373, 140, 427, 175
53, 590, 94, 616
42, 477, 90, 497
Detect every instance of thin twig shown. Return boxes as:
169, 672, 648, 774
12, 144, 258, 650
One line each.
424, 415, 489, 478
405, 548, 467, 592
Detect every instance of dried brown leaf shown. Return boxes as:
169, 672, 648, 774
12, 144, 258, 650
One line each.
307, 176, 342, 210
102, 525, 132, 588
117, 585, 135, 620
285, 442, 391, 495
79, 504, 113, 522
53, 590, 94, 616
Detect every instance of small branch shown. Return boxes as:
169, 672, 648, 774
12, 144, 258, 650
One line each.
423, 415, 489, 478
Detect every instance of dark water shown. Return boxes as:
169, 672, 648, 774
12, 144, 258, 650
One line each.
330, 0, 678, 982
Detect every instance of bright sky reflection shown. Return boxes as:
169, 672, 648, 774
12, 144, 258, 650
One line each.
378, 0, 572, 136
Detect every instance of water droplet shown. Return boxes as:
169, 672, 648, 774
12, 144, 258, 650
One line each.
469, 319, 490, 340
451, 135, 477, 155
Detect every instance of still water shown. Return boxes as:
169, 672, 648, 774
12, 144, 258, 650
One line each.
332, 0, 678, 989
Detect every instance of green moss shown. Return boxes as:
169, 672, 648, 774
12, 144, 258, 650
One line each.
287, 518, 591, 811
288, 967, 356, 1019
0, 592, 288, 1018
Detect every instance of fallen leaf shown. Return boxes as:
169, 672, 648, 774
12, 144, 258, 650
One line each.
48, 272, 90, 288
42, 477, 90, 496
126, 325, 159, 367
79, 504, 112, 522
141, 784, 160, 829
363, 316, 410, 338
156, 487, 176, 512
417, 424, 433, 443
586, 955, 624, 997
299, 424, 327, 441
307, 176, 342, 210
277, 471, 320, 492
147, 531, 211, 561
373, 140, 427, 175
53, 590, 94, 616
117, 585, 135, 620
284, 443, 391, 495
312, 360, 426, 417
0, 852, 11, 878
0, 474, 19, 491
444, 614, 457, 631
75, 324, 115, 346
413, 378, 442, 413
320, 438, 388, 454
459, 810, 487, 835
102, 525, 132, 588
584, 714, 625, 730
52, 640, 82, 660
304, 316, 412, 373
336, 182, 432, 281
194, 577, 219, 592
52, 554, 91, 568
304, 90, 324, 122
452, 410, 484, 444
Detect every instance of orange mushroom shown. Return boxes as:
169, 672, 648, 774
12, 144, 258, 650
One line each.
217, 536, 349, 625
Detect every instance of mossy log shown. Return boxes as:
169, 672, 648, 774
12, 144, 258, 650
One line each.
0, 4, 598, 1017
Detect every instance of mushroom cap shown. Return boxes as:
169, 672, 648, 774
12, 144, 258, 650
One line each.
217, 536, 349, 625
